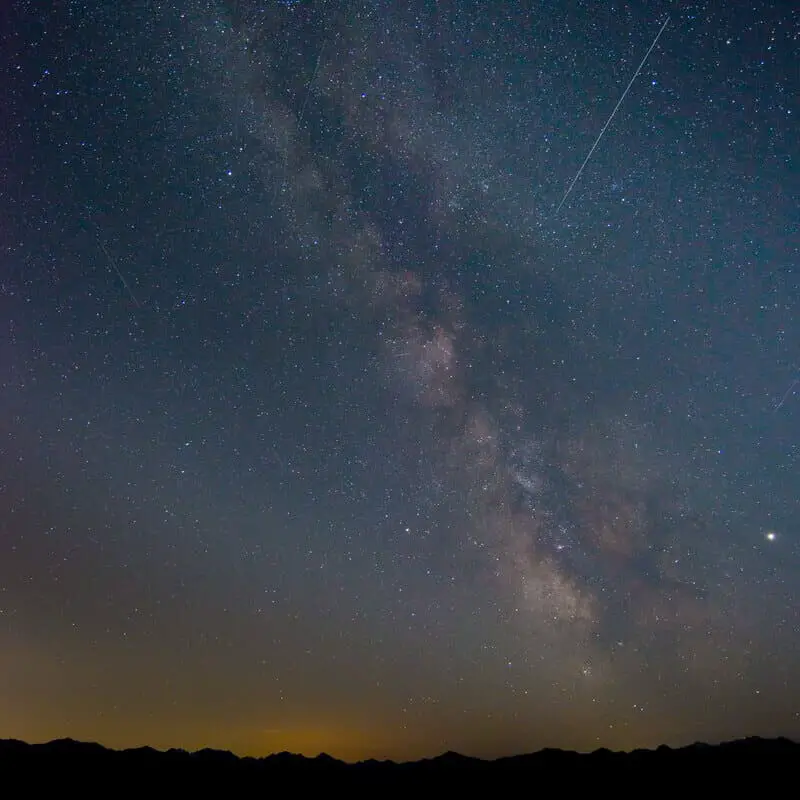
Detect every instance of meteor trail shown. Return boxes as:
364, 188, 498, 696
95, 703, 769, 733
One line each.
773, 377, 799, 412
85, 214, 142, 308
97, 237, 141, 308
555, 16, 670, 214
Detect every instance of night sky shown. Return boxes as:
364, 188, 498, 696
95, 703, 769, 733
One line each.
1, 0, 798, 762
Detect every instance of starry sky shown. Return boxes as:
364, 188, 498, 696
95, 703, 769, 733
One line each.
1, 0, 798, 762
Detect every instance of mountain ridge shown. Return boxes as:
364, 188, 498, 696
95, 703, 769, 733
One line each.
2, 735, 796, 788
2, 733, 797, 763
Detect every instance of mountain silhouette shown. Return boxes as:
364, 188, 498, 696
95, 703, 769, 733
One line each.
1, 736, 796, 790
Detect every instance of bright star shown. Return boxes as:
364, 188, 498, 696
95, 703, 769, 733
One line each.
765, 531, 777, 542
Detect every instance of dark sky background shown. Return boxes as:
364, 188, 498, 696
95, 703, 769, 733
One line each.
1, 0, 798, 761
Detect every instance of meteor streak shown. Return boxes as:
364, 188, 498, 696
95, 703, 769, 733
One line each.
555, 16, 670, 214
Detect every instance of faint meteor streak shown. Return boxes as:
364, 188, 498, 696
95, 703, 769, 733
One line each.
773, 377, 799, 412
555, 16, 670, 214
97, 236, 141, 308
84, 213, 141, 307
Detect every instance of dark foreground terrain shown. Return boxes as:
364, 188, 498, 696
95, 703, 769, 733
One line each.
1, 736, 796, 791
